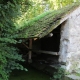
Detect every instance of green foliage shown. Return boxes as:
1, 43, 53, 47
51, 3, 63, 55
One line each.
0, 43, 27, 80
15, 2, 80, 38
15, 0, 80, 29
0, 0, 29, 80
50, 67, 65, 80
0, 0, 79, 80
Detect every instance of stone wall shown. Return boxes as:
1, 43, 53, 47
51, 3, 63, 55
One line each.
59, 6, 80, 72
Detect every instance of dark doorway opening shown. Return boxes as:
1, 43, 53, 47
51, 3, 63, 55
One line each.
40, 25, 61, 52
30, 25, 61, 75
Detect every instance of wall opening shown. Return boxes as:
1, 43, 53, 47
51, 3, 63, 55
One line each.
40, 25, 61, 52
32, 24, 61, 54
16, 25, 62, 76
30, 25, 62, 75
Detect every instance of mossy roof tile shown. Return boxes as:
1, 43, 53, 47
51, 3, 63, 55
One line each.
16, 3, 80, 39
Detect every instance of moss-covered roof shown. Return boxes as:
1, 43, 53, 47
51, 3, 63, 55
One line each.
16, 3, 80, 39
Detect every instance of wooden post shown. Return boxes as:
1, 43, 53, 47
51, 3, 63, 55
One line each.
28, 39, 32, 63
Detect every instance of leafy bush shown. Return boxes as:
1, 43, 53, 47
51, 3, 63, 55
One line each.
0, 0, 29, 80
50, 67, 65, 80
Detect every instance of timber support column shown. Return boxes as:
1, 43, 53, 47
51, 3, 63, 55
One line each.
28, 39, 32, 63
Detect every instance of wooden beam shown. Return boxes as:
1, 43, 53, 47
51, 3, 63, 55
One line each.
22, 42, 29, 49
33, 50, 58, 55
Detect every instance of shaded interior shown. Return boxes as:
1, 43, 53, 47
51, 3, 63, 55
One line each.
16, 25, 62, 76
33, 25, 61, 52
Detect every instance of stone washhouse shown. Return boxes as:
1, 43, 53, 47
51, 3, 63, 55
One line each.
17, 3, 80, 74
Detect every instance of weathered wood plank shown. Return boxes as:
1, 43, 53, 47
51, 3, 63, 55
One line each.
33, 50, 58, 55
